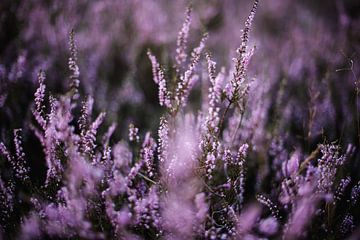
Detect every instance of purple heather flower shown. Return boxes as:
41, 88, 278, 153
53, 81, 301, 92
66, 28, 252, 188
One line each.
340, 214, 355, 236
317, 144, 346, 194
0, 178, 14, 223
195, 192, 208, 222
351, 180, 360, 206
258, 216, 279, 236
237, 204, 261, 235
282, 150, 300, 177
157, 117, 169, 163
147, 51, 171, 108
20, 213, 41, 240
256, 194, 281, 221
82, 112, 106, 160
284, 196, 320, 239
12, 129, 30, 182
33, 69, 46, 129
140, 132, 156, 178
334, 176, 351, 204
128, 123, 140, 143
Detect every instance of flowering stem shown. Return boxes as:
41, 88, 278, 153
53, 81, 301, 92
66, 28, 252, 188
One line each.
217, 100, 232, 139
298, 146, 320, 174
231, 112, 245, 143
137, 172, 158, 185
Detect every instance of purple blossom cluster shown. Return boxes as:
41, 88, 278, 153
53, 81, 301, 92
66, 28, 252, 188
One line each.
1, 0, 360, 239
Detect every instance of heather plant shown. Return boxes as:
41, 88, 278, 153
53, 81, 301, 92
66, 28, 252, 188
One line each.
1, 0, 360, 240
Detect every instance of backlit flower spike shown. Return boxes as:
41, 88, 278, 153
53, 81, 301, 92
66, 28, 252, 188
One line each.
175, 3, 192, 69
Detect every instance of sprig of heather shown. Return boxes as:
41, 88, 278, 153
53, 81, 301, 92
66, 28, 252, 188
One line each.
81, 112, 106, 160
235, 143, 249, 210
0, 142, 12, 165
147, 51, 172, 108
13, 129, 29, 181
175, 4, 192, 69
79, 96, 94, 139
68, 29, 80, 100
0, 178, 14, 224
210, 0, 258, 150
256, 194, 282, 221
147, 50, 161, 84
126, 158, 145, 188
157, 66, 171, 108
6, 129, 30, 182
317, 144, 346, 194
350, 180, 360, 206
157, 117, 169, 164
102, 123, 116, 147
175, 33, 208, 109
128, 123, 140, 143
206, 52, 222, 107
140, 132, 156, 178
199, 53, 223, 180
42, 96, 63, 185
340, 214, 355, 236
204, 152, 216, 180
148, 6, 209, 113
333, 176, 351, 204
134, 186, 161, 230
227, 0, 258, 110
33, 69, 46, 129
202, 53, 221, 133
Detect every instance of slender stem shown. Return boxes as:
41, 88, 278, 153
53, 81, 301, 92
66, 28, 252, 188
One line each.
137, 172, 158, 185
298, 146, 320, 174
231, 112, 244, 143
217, 100, 232, 139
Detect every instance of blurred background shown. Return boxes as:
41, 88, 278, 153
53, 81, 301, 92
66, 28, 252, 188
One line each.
0, 0, 360, 163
